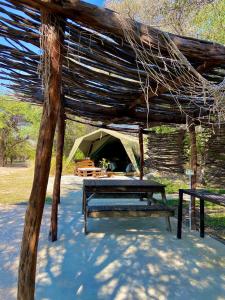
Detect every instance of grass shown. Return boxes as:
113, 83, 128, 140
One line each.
165, 196, 225, 240
0, 163, 52, 204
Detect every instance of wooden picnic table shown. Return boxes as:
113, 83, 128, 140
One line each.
82, 179, 175, 234
177, 189, 225, 239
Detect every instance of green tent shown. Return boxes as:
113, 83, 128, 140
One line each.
68, 129, 140, 172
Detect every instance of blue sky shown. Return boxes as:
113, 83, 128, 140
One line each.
0, 0, 105, 93
88, 0, 104, 5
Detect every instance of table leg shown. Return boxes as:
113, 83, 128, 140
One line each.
177, 189, 183, 239
83, 188, 88, 234
147, 192, 153, 205
161, 190, 172, 232
82, 187, 85, 214
200, 198, 204, 238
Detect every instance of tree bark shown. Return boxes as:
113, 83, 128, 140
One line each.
139, 127, 144, 180
49, 103, 66, 242
189, 123, 197, 230
17, 4, 64, 300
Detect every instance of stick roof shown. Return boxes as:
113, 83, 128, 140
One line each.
1, 0, 225, 128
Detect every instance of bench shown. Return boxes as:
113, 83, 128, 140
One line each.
177, 189, 225, 239
83, 179, 175, 234
74, 159, 102, 177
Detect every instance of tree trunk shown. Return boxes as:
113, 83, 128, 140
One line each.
17, 5, 64, 300
49, 103, 66, 242
189, 123, 197, 230
139, 127, 144, 180
0, 129, 6, 167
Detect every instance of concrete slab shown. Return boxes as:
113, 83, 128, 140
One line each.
0, 176, 225, 300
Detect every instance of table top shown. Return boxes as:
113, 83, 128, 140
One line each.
83, 179, 165, 188
180, 189, 225, 206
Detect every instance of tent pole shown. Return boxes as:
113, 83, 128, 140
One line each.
189, 123, 197, 230
17, 5, 65, 300
139, 127, 144, 180
49, 101, 66, 242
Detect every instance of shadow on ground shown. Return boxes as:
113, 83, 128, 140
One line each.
35, 190, 225, 300
0, 183, 225, 300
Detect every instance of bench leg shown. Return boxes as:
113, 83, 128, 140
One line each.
161, 191, 172, 232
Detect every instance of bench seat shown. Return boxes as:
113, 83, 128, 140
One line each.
87, 204, 175, 218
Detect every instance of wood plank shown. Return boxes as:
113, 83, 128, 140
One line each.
87, 204, 174, 218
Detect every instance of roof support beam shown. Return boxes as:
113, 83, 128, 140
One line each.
49, 101, 66, 242
17, 3, 65, 299
12, 0, 225, 63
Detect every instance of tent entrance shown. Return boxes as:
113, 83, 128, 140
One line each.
90, 138, 132, 172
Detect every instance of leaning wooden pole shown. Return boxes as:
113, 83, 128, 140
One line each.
17, 4, 64, 300
139, 127, 144, 180
49, 103, 66, 242
189, 123, 197, 229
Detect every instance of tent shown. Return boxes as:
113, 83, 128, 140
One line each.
68, 129, 140, 172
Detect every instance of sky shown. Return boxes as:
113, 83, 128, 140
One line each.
0, 0, 105, 93
88, 0, 104, 5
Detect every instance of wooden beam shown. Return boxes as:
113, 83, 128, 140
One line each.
189, 122, 197, 230
49, 101, 66, 242
14, 1, 225, 63
17, 3, 65, 299
139, 127, 144, 180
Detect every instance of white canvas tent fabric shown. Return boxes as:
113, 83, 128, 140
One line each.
67, 129, 140, 172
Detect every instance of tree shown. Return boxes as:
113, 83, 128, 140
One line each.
194, 0, 225, 44
0, 96, 41, 166
105, 0, 216, 36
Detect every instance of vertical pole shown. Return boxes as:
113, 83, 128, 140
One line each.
139, 127, 144, 180
189, 123, 197, 230
200, 198, 205, 238
177, 189, 183, 239
17, 5, 64, 300
49, 103, 66, 242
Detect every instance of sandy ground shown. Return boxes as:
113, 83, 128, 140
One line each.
0, 176, 225, 300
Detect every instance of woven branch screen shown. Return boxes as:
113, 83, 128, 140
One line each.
203, 126, 225, 186
0, 0, 225, 128
145, 129, 187, 174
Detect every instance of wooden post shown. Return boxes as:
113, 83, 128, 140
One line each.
139, 127, 144, 180
49, 103, 66, 242
17, 5, 64, 300
189, 123, 197, 229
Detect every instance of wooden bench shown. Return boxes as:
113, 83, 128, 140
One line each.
83, 179, 175, 234
87, 205, 174, 218
74, 159, 102, 177
177, 189, 225, 239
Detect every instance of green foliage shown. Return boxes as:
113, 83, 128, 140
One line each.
194, 0, 225, 44
99, 157, 110, 169
0, 96, 41, 165
74, 149, 85, 160
50, 155, 75, 175
147, 125, 178, 134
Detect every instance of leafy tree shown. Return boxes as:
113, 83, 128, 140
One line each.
105, 0, 217, 36
0, 96, 41, 166
194, 0, 225, 44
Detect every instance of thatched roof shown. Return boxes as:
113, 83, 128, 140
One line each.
0, 0, 225, 127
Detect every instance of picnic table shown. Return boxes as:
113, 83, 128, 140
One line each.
82, 179, 175, 234
177, 189, 225, 239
